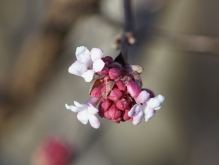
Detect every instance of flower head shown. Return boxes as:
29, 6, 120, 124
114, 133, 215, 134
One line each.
65, 46, 165, 128
128, 90, 165, 125
68, 46, 105, 82
65, 98, 100, 129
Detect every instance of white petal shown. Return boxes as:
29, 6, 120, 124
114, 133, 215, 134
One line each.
77, 110, 89, 125
75, 46, 91, 64
93, 59, 105, 72
87, 104, 98, 114
135, 90, 150, 104
88, 114, 100, 129
68, 61, 87, 76
81, 70, 95, 82
65, 104, 83, 112
128, 104, 142, 117
132, 110, 143, 125
144, 107, 156, 122
73, 101, 85, 108
90, 48, 103, 62
147, 95, 165, 110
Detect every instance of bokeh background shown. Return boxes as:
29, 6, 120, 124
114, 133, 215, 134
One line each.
1, 0, 219, 165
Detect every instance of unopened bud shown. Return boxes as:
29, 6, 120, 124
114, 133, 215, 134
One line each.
101, 99, 113, 111
90, 86, 102, 98
116, 80, 126, 91
108, 87, 122, 101
102, 56, 113, 63
126, 80, 141, 98
116, 98, 129, 110
109, 68, 121, 79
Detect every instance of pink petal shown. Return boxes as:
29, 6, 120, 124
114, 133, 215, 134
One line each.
88, 114, 100, 129
144, 107, 156, 122
68, 61, 87, 76
77, 110, 89, 125
75, 46, 91, 65
81, 70, 95, 82
133, 110, 143, 125
87, 104, 99, 114
135, 90, 150, 104
93, 59, 105, 72
90, 48, 103, 62
128, 104, 142, 117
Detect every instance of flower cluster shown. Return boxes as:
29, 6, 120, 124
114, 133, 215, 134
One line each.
65, 46, 165, 129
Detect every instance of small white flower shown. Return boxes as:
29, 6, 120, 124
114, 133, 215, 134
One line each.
68, 46, 105, 82
128, 90, 165, 125
65, 97, 100, 129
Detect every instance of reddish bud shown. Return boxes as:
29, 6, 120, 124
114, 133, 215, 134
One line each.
116, 98, 129, 110
102, 56, 113, 63
104, 104, 121, 120
90, 86, 102, 98
103, 75, 110, 82
96, 66, 109, 75
108, 87, 122, 101
101, 99, 113, 111
109, 68, 121, 79
123, 110, 130, 120
126, 80, 141, 98
116, 80, 126, 91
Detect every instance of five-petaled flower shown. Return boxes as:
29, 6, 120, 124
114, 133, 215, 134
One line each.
128, 90, 165, 125
65, 97, 100, 129
68, 46, 105, 82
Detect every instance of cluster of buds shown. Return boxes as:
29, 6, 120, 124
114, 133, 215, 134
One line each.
65, 46, 165, 129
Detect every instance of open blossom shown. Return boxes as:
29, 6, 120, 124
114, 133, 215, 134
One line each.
68, 46, 105, 82
128, 90, 165, 125
65, 98, 100, 129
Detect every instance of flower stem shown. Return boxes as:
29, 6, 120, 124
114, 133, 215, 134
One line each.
121, 0, 134, 62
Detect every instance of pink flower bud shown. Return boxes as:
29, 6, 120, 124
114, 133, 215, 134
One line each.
123, 110, 130, 120
104, 104, 121, 120
116, 98, 129, 110
115, 80, 126, 91
112, 118, 122, 123
126, 80, 141, 98
90, 86, 102, 98
102, 56, 113, 63
103, 75, 110, 82
96, 66, 109, 75
108, 87, 122, 101
101, 99, 113, 111
109, 68, 121, 79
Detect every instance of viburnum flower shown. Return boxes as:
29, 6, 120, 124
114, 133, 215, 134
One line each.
128, 90, 165, 125
68, 46, 105, 82
65, 46, 165, 129
33, 137, 73, 165
65, 97, 100, 129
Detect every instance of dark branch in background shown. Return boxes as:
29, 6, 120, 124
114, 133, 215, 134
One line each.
114, 0, 135, 63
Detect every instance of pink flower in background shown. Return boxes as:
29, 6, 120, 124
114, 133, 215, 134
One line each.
68, 46, 105, 82
65, 97, 100, 129
128, 90, 165, 125
33, 137, 73, 165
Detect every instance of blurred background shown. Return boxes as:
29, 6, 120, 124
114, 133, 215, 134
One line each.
1, 0, 219, 165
